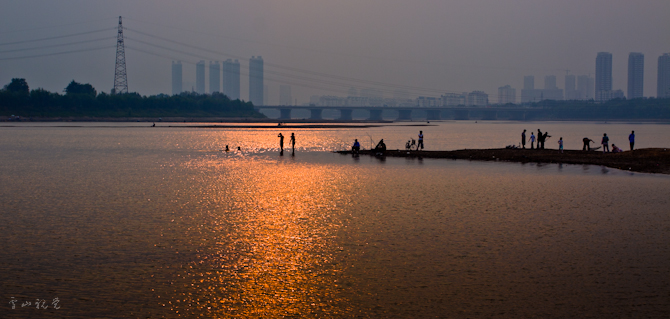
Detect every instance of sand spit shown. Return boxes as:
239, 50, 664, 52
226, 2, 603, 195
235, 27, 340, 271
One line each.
337, 148, 670, 175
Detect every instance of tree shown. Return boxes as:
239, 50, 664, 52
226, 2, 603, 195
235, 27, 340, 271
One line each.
65, 80, 96, 96
3, 78, 29, 95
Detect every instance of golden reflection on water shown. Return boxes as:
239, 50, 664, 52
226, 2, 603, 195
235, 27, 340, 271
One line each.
170, 155, 351, 317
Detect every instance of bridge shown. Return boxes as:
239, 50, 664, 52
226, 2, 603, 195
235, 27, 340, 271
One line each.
255, 106, 544, 121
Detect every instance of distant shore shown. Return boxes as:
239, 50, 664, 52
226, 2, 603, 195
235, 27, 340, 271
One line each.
337, 148, 670, 175
3, 116, 670, 124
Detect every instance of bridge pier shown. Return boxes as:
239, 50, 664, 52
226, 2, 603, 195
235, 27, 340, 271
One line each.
368, 109, 383, 121
425, 109, 441, 121
279, 108, 292, 120
338, 109, 353, 121
309, 108, 323, 120
508, 110, 526, 121
481, 110, 498, 120
397, 109, 413, 121
454, 109, 470, 120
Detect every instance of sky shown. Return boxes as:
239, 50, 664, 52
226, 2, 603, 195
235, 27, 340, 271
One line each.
1, 0, 669, 104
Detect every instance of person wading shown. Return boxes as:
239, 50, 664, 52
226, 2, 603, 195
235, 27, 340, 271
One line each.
278, 133, 284, 152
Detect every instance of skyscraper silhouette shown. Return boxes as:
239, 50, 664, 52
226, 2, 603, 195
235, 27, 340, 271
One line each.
196, 61, 205, 94
595, 52, 613, 102
222, 59, 241, 100
627, 52, 644, 99
171, 61, 182, 95
658, 53, 670, 98
249, 56, 264, 106
565, 75, 576, 100
209, 61, 220, 94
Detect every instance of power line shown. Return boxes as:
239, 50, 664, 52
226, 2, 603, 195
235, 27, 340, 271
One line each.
0, 46, 115, 61
0, 17, 118, 35
0, 37, 116, 54
124, 28, 459, 95
0, 28, 115, 47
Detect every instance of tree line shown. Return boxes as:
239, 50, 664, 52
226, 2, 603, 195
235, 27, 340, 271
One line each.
522, 97, 670, 119
0, 78, 265, 118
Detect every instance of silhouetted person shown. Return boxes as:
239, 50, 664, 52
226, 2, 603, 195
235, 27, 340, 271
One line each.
558, 137, 563, 153
290, 133, 296, 152
537, 129, 542, 149
278, 133, 284, 151
375, 139, 386, 154
352, 139, 360, 154
152, 123, 155, 127
225, 145, 229, 152
629, 131, 635, 151
601, 133, 609, 153
582, 137, 594, 151
417, 131, 424, 150
542, 132, 551, 149
521, 129, 527, 149
237, 146, 241, 151
529, 132, 535, 149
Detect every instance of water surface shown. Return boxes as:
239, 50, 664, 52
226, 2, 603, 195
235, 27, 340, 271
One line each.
1, 122, 669, 318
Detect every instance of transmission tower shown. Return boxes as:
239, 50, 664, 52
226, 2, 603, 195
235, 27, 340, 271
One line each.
113, 16, 128, 94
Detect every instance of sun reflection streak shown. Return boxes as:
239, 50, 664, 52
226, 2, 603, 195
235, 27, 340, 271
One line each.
169, 156, 352, 317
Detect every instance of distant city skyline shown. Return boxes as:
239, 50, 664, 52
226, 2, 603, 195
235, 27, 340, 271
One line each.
1, 1, 669, 105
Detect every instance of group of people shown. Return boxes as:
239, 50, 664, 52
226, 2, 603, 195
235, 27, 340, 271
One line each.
351, 130, 424, 155
522, 129, 636, 153
522, 129, 552, 149
277, 132, 296, 154
590, 131, 635, 153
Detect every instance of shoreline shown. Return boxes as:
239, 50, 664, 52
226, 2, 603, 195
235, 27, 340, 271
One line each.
336, 148, 670, 175
3, 116, 670, 124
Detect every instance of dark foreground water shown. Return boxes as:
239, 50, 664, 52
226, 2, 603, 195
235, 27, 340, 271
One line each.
1, 122, 669, 318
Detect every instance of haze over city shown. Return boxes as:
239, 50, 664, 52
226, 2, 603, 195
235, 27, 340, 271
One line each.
1, 0, 669, 104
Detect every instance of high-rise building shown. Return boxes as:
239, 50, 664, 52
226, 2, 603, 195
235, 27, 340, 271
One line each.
222, 59, 240, 100
195, 60, 205, 94
523, 76, 534, 90
521, 75, 542, 103
627, 52, 644, 99
467, 91, 488, 106
441, 93, 466, 106
577, 75, 594, 100
249, 56, 264, 106
658, 53, 670, 98
497, 85, 516, 104
544, 75, 557, 90
542, 75, 563, 100
564, 75, 576, 100
209, 61, 220, 94
595, 52, 613, 102
171, 61, 182, 95
279, 85, 292, 105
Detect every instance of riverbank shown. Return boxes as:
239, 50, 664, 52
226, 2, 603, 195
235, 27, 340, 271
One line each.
337, 148, 670, 175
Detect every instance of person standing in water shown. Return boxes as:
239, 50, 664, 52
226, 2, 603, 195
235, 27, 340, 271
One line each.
417, 131, 424, 150
352, 139, 360, 154
290, 133, 296, 152
278, 133, 284, 152
529, 132, 536, 149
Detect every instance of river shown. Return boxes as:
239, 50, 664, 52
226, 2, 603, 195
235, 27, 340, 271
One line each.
1, 121, 669, 318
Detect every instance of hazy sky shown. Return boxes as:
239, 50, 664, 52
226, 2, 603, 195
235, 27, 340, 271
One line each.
1, 0, 668, 104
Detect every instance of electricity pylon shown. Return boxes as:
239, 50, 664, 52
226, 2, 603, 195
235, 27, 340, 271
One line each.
113, 16, 128, 94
